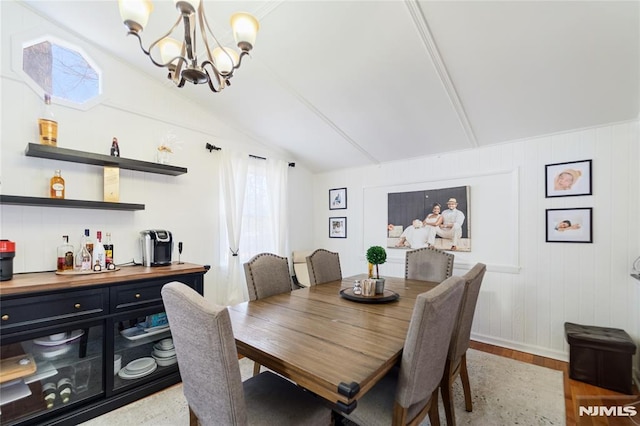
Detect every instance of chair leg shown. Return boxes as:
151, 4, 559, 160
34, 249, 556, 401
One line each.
460, 353, 473, 412
253, 361, 261, 376
189, 405, 198, 426
440, 359, 456, 426
428, 389, 441, 426
441, 379, 455, 426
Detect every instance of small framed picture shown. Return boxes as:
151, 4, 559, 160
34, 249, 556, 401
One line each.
546, 208, 593, 243
545, 159, 592, 198
329, 217, 347, 238
329, 187, 347, 210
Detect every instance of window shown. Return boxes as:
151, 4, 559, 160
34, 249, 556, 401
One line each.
22, 38, 101, 105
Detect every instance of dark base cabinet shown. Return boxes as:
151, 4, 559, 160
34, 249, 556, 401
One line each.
0, 263, 208, 426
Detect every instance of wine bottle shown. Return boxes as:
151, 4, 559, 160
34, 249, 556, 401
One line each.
57, 377, 73, 403
50, 170, 65, 199
38, 93, 58, 146
104, 232, 114, 267
42, 382, 56, 409
94, 231, 106, 269
57, 235, 74, 272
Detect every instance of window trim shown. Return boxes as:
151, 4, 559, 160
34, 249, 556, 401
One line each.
12, 29, 104, 111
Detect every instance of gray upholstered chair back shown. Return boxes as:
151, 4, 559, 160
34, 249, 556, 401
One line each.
396, 276, 464, 415
306, 249, 342, 285
243, 253, 293, 301
404, 246, 454, 282
161, 282, 247, 425
448, 263, 486, 362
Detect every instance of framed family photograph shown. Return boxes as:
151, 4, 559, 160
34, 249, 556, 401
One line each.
329, 217, 347, 238
329, 187, 347, 210
546, 207, 592, 243
545, 159, 592, 198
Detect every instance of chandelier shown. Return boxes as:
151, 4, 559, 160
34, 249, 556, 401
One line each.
118, 0, 259, 92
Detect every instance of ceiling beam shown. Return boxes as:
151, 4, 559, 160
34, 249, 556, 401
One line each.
405, 0, 478, 148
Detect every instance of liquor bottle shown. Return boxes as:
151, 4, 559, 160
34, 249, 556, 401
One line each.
75, 232, 92, 271
57, 235, 74, 272
84, 229, 94, 258
94, 231, 106, 269
57, 377, 73, 403
104, 232, 114, 267
38, 93, 58, 146
42, 381, 57, 409
50, 170, 65, 199
110, 137, 120, 157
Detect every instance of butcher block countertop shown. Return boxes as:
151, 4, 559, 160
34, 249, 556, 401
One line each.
0, 262, 209, 297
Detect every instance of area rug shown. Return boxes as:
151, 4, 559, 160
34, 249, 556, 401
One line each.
80, 349, 564, 425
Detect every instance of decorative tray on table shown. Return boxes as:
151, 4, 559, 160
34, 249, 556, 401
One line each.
339, 288, 399, 303
55, 267, 120, 275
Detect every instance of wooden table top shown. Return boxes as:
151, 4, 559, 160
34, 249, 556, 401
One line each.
228, 274, 438, 412
0, 262, 209, 297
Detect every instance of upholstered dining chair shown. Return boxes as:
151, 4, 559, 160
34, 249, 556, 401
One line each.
161, 282, 332, 426
440, 263, 487, 426
306, 249, 342, 285
243, 253, 294, 301
291, 250, 312, 287
243, 253, 294, 375
340, 275, 465, 426
405, 246, 455, 283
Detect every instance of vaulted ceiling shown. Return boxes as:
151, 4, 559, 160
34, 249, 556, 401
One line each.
22, 0, 640, 173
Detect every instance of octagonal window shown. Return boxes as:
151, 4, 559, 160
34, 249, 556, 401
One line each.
22, 39, 100, 105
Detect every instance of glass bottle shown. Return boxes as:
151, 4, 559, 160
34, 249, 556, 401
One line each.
110, 137, 120, 157
38, 93, 58, 146
353, 280, 362, 295
75, 232, 92, 271
93, 231, 106, 269
42, 382, 56, 409
104, 232, 114, 267
57, 377, 73, 403
84, 229, 94, 258
57, 235, 74, 272
50, 170, 65, 199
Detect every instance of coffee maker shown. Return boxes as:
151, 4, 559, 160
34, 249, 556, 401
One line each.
140, 230, 173, 266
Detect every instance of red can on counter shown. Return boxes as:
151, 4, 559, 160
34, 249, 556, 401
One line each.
0, 240, 16, 281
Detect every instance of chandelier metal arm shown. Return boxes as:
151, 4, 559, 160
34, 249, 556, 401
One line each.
202, 66, 223, 93
128, 15, 190, 70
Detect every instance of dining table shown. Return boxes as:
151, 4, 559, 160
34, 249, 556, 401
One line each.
227, 274, 438, 413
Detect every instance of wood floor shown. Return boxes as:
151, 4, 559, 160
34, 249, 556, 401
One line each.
470, 341, 640, 426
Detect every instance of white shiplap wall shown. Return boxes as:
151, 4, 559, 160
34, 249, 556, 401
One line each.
0, 1, 315, 305
312, 121, 640, 363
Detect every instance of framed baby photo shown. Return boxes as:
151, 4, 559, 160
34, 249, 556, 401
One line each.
329, 217, 347, 238
546, 207, 592, 243
329, 187, 347, 210
545, 159, 592, 198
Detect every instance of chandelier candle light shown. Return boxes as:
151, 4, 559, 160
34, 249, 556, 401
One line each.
118, 0, 259, 92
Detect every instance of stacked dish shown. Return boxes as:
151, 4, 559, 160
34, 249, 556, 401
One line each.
151, 338, 177, 367
118, 357, 157, 380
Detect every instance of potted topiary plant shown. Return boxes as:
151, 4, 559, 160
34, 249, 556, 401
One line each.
366, 245, 387, 294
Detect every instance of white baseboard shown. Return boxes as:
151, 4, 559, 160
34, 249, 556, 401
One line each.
471, 332, 569, 362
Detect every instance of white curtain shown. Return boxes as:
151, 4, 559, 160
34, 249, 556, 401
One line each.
218, 150, 249, 305
216, 151, 289, 306
266, 158, 289, 256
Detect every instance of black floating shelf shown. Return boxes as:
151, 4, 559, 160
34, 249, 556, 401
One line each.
0, 195, 145, 211
25, 143, 187, 176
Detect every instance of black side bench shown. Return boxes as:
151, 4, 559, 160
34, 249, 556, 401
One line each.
564, 322, 637, 394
